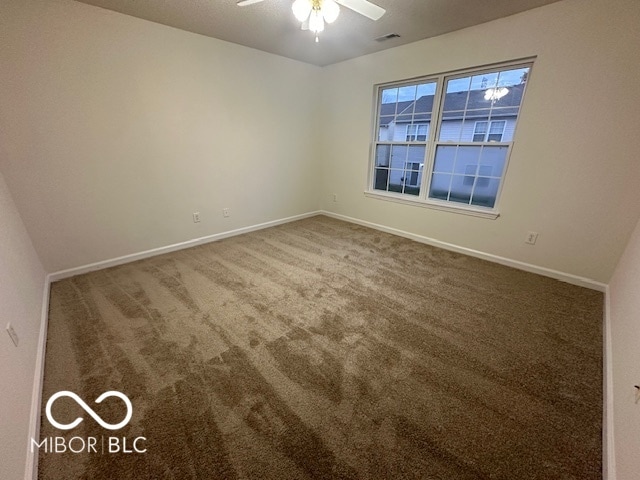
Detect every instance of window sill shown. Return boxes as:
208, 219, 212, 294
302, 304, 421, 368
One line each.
363, 190, 500, 219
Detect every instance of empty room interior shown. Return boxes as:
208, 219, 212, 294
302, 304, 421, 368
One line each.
1, 0, 640, 478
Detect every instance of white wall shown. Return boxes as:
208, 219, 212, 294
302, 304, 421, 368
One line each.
319, 0, 640, 284
609, 215, 640, 480
0, 171, 46, 480
0, 0, 322, 273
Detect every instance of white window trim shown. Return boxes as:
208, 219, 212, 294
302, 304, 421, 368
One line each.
366, 58, 534, 219
363, 190, 500, 219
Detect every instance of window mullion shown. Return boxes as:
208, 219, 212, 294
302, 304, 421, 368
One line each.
420, 74, 444, 201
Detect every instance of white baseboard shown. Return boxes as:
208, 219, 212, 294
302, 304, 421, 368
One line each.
603, 286, 616, 480
320, 211, 607, 292
49, 211, 322, 282
24, 274, 51, 480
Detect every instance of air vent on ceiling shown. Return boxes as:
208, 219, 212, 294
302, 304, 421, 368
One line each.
375, 33, 401, 42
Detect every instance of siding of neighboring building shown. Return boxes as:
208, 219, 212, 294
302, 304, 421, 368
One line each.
439, 118, 517, 142
385, 118, 517, 143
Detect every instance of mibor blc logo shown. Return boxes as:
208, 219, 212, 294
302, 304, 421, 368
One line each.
32, 391, 146, 454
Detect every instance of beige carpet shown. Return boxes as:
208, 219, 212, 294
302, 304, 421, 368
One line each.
39, 215, 603, 479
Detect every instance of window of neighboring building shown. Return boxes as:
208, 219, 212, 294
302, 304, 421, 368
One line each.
369, 61, 532, 217
406, 124, 428, 141
472, 121, 488, 142
473, 120, 506, 142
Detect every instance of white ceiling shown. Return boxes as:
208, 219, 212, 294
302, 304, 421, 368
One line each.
73, 0, 563, 66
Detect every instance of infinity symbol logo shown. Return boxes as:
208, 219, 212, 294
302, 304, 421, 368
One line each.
45, 391, 133, 431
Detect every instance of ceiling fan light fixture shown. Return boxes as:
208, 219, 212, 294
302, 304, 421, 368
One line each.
484, 87, 509, 101
292, 0, 312, 22
322, 0, 340, 23
308, 8, 325, 33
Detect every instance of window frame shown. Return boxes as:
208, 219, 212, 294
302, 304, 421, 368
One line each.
366, 59, 534, 219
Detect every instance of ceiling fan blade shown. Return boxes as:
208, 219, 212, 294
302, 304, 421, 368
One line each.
237, 0, 264, 6
336, 0, 385, 20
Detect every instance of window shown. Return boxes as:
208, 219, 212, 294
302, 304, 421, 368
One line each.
406, 124, 428, 141
369, 61, 532, 216
473, 120, 506, 142
472, 121, 488, 142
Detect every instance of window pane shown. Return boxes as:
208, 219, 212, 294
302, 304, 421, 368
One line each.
493, 67, 530, 107
414, 83, 437, 113
471, 177, 500, 208
407, 145, 426, 165
474, 121, 488, 134
489, 121, 505, 134
433, 146, 456, 173
497, 67, 530, 87
448, 175, 473, 204
388, 170, 405, 193
429, 173, 452, 201
453, 146, 482, 175
374, 168, 389, 191
439, 119, 463, 142
379, 103, 398, 117
378, 116, 395, 141
375, 145, 391, 167
418, 125, 428, 140
406, 125, 415, 141
390, 145, 408, 169
443, 77, 471, 112
381, 88, 398, 105
478, 146, 508, 177
500, 119, 515, 142
403, 163, 422, 195
410, 83, 436, 122
471, 72, 499, 90
398, 85, 418, 102
472, 121, 488, 142
486, 121, 506, 142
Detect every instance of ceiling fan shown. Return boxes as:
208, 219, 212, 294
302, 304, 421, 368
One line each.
237, 0, 386, 42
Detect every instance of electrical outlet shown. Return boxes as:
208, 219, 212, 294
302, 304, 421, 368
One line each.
333, 194, 338, 202
525, 231, 539, 245
223, 208, 230, 218
6, 322, 19, 347
193, 212, 201, 223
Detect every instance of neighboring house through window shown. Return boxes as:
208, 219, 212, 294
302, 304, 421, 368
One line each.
369, 61, 532, 217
